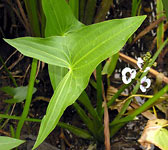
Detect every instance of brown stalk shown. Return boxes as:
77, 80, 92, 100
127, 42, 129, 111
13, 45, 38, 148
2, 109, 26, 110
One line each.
119, 52, 168, 84
6, 0, 30, 34
16, 0, 31, 34
131, 16, 166, 45
93, 72, 111, 150
102, 83, 110, 150
150, 22, 168, 51
103, 96, 111, 150
94, 0, 113, 23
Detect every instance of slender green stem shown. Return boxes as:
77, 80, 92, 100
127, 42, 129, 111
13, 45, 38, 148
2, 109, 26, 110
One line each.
15, 0, 41, 140
0, 55, 17, 87
23, 0, 41, 36
15, 59, 38, 138
96, 63, 103, 116
78, 91, 102, 124
110, 84, 168, 126
73, 102, 103, 141
0, 113, 93, 140
157, 0, 164, 49
0, 114, 41, 122
110, 39, 168, 136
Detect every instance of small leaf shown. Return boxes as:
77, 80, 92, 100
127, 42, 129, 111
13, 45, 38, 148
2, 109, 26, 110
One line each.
138, 119, 168, 150
0, 86, 15, 96
0, 136, 25, 150
1, 86, 36, 103
102, 53, 119, 77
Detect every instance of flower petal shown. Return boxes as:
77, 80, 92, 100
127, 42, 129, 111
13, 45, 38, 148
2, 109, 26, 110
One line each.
122, 67, 131, 76
144, 67, 150, 72
137, 57, 143, 69
141, 76, 147, 84
131, 69, 136, 79
140, 85, 146, 92
122, 75, 132, 84
145, 78, 151, 88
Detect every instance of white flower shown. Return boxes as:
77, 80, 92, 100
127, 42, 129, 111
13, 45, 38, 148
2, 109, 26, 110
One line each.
122, 67, 136, 84
137, 57, 150, 72
137, 57, 143, 69
140, 76, 151, 92
144, 67, 150, 72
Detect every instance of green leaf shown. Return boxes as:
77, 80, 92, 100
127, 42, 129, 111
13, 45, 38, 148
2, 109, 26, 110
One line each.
0, 136, 25, 150
33, 72, 89, 149
43, 0, 83, 90
58, 122, 93, 140
48, 65, 68, 90
73, 102, 102, 140
138, 119, 168, 150
78, 91, 101, 125
71, 16, 146, 76
4, 37, 71, 68
42, 0, 83, 36
69, 0, 79, 19
83, 0, 97, 25
0, 86, 36, 103
102, 53, 119, 77
4, 16, 146, 149
162, 0, 168, 19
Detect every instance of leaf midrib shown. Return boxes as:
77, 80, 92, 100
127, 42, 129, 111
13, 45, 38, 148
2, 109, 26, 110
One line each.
38, 72, 72, 142
71, 18, 143, 68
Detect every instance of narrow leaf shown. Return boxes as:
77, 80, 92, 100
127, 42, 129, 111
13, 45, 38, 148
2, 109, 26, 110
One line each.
58, 122, 93, 139
84, 0, 97, 25
162, 0, 168, 19
69, 0, 79, 19
102, 53, 119, 77
0, 136, 25, 150
42, 0, 83, 36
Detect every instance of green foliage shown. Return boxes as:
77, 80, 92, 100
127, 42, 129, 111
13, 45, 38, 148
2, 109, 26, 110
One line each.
0, 86, 36, 103
162, 0, 168, 19
4, 7, 146, 149
102, 53, 119, 77
0, 136, 25, 150
1, 0, 168, 149
132, 0, 142, 16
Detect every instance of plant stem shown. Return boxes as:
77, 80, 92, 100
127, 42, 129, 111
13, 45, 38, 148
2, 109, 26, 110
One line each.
0, 55, 17, 87
157, 0, 164, 49
110, 38, 168, 136
96, 63, 103, 116
0, 114, 41, 122
15, 58, 37, 139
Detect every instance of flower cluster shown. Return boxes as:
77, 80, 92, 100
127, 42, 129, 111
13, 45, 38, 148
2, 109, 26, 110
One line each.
121, 57, 151, 92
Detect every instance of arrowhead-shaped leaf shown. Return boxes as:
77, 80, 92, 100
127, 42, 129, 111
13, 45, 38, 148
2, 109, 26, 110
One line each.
4, 15, 146, 149
43, 0, 84, 89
